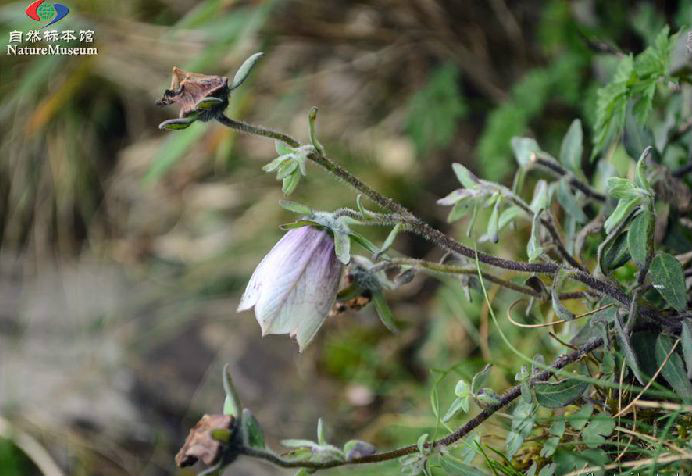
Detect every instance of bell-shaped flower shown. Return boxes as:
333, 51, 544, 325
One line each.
237, 226, 343, 351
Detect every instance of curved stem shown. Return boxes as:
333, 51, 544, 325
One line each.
388, 258, 542, 297
215, 115, 632, 309
237, 337, 604, 471
217, 115, 300, 147
534, 155, 606, 202
483, 181, 585, 270
388, 258, 592, 300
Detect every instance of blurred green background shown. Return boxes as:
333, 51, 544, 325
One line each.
0, 1, 689, 475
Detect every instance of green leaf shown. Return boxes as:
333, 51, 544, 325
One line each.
439, 456, 489, 476
262, 155, 290, 173
600, 228, 631, 273
627, 210, 652, 267
279, 200, 312, 215
593, 55, 633, 157
655, 334, 692, 403
530, 180, 551, 214
650, 253, 688, 311
634, 25, 672, 81
241, 409, 265, 449
623, 111, 655, 160
540, 437, 559, 458
455, 379, 471, 398
471, 364, 491, 395
581, 413, 615, 448
317, 418, 327, 445
556, 178, 586, 223
550, 268, 575, 321
511, 137, 540, 168
195, 97, 224, 110
614, 315, 645, 385
682, 320, 692, 380
281, 439, 316, 449
223, 395, 236, 417
417, 434, 429, 454
635, 148, 653, 192
604, 197, 641, 234
452, 163, 479, 189
158, 117, 195, 130
632, 80, 656, 123
447, 197, 475, 222
631, 331, 660, 380
481, 195, 501, 243
498, 205, 523, 230
606, 177, 639, 200
276, 159, 299, 180
378, 224, 401, 257
534, 378, 589, 408
527, 212, 543, 262
348, 230, 380, 254
279, 219, 320, 231
550, 418, 566, 437
282, 172, 301, 196
222, 364, 241, 417
538, 463, 556, 476
333, 231, 351, 265
373, 292, 397, 333
275, 140, 294, 156
307, 106, 325, 155
506, 400, 536, 458
231, 52, 263, 90
443, 396, 469, 422
567, 403, 593, 430
559, 119, 583, 174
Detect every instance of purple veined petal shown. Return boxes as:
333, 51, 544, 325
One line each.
237, 226, 319, 312
253, 227, 326, 331
280, 237, 342, 350
238, 226, 343, 350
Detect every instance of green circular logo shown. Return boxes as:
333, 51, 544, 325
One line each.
37, 2, 56, 21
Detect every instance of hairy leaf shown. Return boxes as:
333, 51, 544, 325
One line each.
655, 334, 692, 403
650, 253, 687, 311
535, 378, 589, 408
559, 119, 583, 174
628, 210, 653, 267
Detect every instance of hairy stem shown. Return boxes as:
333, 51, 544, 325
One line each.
484, 182, 585, 270
215, 115, 633, 309
217, 115, 300, 147
534, 155, 606, 202
237, 337, 604, 471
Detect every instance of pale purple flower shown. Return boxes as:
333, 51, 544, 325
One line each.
237, 226, 343, 351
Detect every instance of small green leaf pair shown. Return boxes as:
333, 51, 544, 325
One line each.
604, 151, 654, 234
265, 142, 314, 196
222, 365, 265, 450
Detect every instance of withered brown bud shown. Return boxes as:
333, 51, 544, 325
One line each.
175, 414, 236, 468
157, 67, 229, 121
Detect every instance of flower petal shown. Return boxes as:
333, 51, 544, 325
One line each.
237, 227, 316, 313
255, 229, 328, 334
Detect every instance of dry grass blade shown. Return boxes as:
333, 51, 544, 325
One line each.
615, 338, 681, 417
506, 301, 613, 328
